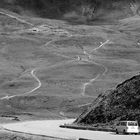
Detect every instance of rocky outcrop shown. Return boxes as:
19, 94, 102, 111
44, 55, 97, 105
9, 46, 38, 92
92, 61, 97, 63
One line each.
75, 74, 140, 125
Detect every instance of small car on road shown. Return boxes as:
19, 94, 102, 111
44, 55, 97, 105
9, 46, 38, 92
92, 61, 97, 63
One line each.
115, 121, 139, 134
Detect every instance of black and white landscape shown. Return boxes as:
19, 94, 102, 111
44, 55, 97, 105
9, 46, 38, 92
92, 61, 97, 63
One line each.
0, 0, 140, 139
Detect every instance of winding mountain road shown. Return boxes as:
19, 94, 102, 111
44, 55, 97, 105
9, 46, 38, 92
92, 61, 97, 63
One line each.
44, 33, 110, 97
2, 119, 140, 140
0, 11, 119, 140
0, 69, 41, 100
26, 69, 41, 94
81, 74, 100, 96
0, 33, 109, 100
80, 40, 110, 96
0, 10, 110, 111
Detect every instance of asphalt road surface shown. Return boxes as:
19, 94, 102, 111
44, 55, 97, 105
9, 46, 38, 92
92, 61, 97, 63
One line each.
2, 119, 140, 140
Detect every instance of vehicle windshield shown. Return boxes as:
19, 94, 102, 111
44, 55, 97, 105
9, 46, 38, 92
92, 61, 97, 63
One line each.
120, 122, 127, 126
128, 122, 138, 126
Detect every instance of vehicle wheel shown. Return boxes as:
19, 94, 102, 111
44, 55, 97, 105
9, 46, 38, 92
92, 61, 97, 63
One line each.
123, 130, 127, 135
116, 129, 119, 134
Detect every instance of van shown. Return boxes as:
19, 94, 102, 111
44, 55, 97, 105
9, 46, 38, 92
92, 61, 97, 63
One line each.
115, 121, 139, 134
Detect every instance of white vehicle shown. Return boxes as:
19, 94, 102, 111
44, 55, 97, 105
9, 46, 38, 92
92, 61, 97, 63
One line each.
115, 121, 139, 134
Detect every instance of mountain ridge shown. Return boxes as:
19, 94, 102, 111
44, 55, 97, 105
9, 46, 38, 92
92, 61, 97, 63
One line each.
1, 0, 140, 21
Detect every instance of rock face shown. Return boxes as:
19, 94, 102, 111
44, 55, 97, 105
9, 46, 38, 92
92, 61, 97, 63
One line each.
75, 74, 140, 125
1, 0, 140, 20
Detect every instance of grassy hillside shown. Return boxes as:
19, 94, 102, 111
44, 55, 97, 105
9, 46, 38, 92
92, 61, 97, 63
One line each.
0, 0, 140, 124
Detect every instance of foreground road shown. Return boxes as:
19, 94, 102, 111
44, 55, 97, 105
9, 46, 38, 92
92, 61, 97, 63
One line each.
2, 119, 140, 140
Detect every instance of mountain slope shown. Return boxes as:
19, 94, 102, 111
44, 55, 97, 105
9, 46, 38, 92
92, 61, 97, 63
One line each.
75, 74, 140, 125
0, 0, 140, 20
0, 0, 140, 124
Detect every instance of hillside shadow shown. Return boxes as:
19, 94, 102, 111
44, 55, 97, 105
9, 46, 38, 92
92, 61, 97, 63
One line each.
62, 17, 119, 26
0, 4, 124, 27
0, 5, 119, 26
110, 132, 140, 135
